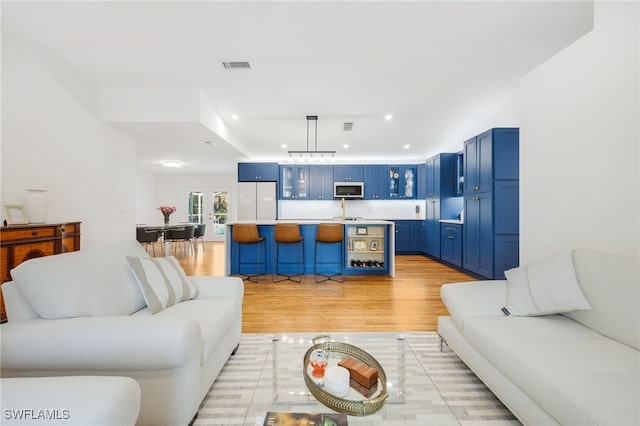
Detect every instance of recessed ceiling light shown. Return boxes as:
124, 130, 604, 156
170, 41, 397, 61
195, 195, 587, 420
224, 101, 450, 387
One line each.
281, 144, 287, 149
403, 144, 411, 149
343, 144, 349, 149
231, 114, 239, 120
385, 114, 393, 121
161, 160, 183, 168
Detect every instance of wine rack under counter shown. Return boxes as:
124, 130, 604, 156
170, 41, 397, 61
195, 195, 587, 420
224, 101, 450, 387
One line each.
346, 224, 389, 275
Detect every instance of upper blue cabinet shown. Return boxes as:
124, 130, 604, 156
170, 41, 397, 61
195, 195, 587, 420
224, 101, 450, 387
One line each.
333, 165, 364, 182
388, 165, 416, 199
309, 165, 334, 200
464, 128, 519, 194
238, 163, 278, 182
363, 165, 388, 200
280, 165, 309, 199
455, 152, 464, 196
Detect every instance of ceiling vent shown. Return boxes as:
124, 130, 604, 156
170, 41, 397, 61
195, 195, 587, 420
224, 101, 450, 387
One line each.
221, 61, 251, 70
342, 122, 354, 131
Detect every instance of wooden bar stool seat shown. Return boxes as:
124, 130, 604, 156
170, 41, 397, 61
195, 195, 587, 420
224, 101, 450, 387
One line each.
273, 223, 304, 282
233, 223, 266, 282
315, 223, 345, 283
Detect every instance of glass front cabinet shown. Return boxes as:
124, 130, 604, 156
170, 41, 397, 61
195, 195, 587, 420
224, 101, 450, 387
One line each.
280, 165, 309, 199
388, 166, 416, 199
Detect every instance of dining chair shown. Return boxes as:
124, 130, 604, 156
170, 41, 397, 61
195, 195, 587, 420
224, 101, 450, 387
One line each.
164, 225, 196, 255
193, 223, 206, 252
136, 226, 160, 257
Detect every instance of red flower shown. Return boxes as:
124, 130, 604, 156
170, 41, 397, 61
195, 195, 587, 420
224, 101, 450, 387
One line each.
157, 206, 176, 215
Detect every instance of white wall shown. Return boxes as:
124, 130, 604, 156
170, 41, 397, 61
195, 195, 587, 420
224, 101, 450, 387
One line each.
147, 172, 237, 225
1, 36, 137, 249
519, 1, 639, 262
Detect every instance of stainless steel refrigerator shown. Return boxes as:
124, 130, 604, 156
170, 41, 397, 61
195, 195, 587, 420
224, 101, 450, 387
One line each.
237, 182, 277, 221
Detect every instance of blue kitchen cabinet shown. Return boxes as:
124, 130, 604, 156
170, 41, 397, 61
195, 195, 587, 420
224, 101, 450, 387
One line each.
424, 153, 462, 258
238, 162, 278, 182
393, 220, 424, 253
464, 128, 519, 194
417, 163, 427, 199
393, 221, 411, 253
279, 165, 309, 199
334, 165, 364, 182
363, 165, 388, 200
309, 165, 334, 200
455, 152, 464, 196
388, 165, 416, 199
410, 220, 426, 253
463, 128, 519, 279
441, 222, 463, 267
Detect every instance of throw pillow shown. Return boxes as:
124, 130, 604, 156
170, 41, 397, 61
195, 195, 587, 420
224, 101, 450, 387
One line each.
504, 251, 592, 316
126, 256, 198, 314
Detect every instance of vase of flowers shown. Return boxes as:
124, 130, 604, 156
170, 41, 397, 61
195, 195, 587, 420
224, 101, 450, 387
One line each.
158, 206, 176, 225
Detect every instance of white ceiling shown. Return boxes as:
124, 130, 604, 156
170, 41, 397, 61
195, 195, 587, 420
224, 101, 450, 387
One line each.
1, 1, 594, 174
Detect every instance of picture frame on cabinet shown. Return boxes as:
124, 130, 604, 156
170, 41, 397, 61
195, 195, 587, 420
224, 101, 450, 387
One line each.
353, 240, 367, 251
370, 240, 379, 251
356, 226, 368, 235
4, 204, 28, 225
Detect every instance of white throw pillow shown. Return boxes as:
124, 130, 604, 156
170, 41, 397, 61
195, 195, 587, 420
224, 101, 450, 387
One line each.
127, 256, 198, 314
505, 251, 592, 316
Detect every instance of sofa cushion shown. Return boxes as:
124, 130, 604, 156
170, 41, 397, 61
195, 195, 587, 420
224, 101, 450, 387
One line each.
10, 240, 147, 319
133, 298, 238, 364
504, 251, 591, 316
463, 315, 640, 426
440, 280, 506, 330
565, 249, 640, 351
127, 256, 198, 314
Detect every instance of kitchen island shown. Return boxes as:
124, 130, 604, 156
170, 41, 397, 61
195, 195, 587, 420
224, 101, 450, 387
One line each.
225, 220, 395, 277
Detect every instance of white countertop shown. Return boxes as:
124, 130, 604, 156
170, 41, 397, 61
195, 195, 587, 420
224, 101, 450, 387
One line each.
229, 219, 395, 225
439, 219, 464, 224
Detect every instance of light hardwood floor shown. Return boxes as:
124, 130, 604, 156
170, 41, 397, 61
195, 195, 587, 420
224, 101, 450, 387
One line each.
160, 241, 476, 333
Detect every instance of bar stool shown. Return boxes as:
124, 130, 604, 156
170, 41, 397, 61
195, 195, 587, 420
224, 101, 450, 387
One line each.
314, 223, 344, 283
233, 223, 266, 282
273, 223, 304, 283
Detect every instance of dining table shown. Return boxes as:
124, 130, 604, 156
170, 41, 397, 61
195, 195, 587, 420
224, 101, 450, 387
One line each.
143, 224, 193, 256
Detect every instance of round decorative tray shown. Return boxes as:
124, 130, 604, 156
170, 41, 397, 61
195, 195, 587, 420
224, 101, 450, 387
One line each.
302, 336, 388, 416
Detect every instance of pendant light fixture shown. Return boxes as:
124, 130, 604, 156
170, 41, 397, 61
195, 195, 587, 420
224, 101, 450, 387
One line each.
288, 115, 336, 162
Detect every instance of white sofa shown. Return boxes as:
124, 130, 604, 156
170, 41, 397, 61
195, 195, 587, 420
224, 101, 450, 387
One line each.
1, 376, 141, 426
1, 240, 244, 426
438, 248, 639, 426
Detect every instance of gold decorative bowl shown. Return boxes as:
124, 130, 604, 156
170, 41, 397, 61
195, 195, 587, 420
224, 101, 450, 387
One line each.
302, 336, 388, 416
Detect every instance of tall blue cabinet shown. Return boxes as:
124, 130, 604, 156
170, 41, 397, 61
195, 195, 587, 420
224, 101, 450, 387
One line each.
462, 128, 519, 279
424, 153, 463, 258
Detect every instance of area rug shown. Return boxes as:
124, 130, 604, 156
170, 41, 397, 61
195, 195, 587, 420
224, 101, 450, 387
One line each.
195, 332, 520, 426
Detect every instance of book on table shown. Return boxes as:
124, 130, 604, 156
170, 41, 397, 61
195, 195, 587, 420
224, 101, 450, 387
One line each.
263, 411, 348, 426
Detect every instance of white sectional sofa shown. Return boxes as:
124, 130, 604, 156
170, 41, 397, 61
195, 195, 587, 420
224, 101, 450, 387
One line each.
1, 240, 244, 426
438, 248, 639, 426
1, 376, 141, 426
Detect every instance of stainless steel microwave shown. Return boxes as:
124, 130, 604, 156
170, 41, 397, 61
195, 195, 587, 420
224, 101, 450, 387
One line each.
334, 182, 364, 198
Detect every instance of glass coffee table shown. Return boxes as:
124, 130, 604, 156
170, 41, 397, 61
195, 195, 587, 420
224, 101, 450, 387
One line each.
245, 332, 459, 425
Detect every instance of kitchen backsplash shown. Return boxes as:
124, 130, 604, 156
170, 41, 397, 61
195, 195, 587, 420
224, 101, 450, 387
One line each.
278, 199, 427, 220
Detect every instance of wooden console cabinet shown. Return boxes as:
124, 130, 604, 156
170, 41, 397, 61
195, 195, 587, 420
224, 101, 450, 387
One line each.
0, 222, 81, 322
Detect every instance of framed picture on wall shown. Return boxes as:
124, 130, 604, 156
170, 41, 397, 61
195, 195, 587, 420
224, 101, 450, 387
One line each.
4, 205, 28, 225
